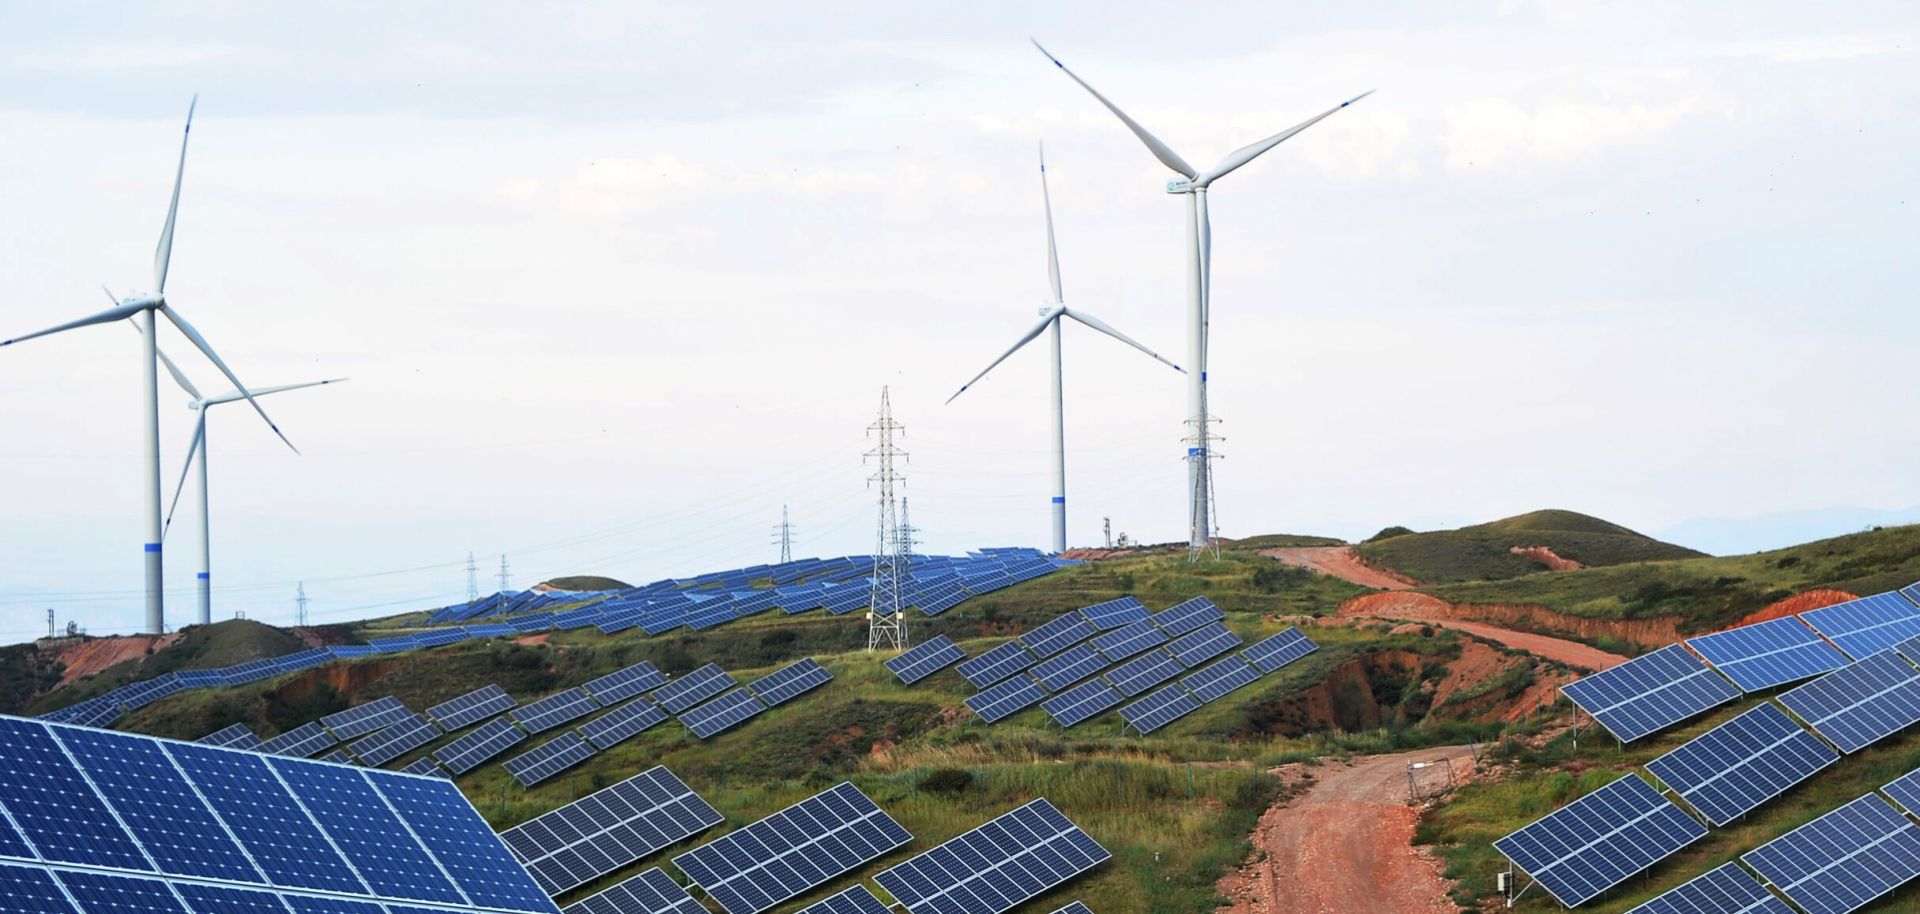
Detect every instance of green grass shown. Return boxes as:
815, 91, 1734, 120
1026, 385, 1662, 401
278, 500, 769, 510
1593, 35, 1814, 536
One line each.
28, 619, 310, 715
1355, 509, 1704, 585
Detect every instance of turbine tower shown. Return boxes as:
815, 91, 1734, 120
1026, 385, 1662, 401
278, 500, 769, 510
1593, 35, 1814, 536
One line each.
865, 387, 907, 652
1032, 40, 1370, 557
1, 98, 296, 634
946, 145, 1182, 553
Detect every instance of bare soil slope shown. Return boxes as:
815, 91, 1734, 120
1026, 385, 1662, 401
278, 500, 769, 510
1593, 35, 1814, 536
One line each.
1262, 545, 1420, 590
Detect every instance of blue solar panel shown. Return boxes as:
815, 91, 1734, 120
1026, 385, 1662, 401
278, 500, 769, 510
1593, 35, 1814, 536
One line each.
0, 862, 77, 914
1183, 656, 1262, 701
1151, 596, 1224, 636
369, 773, 560, 913
1166, 621, 1241, 667
885, 635, 967, 685
874, 798, 1109, 914
1106, 649, 1183, 697
1743, 794, 1920, 914
1089, 619, 1167, 662
1776, 649, 1920, 753
173, 883, 294, 914
1077, 596, 1149, 630
1884, 767, 1920, 815
53, 725, 260, 881
1903, 580, 1920, 607
1043, 680, 1124, 728
1561, 644, 1740, 743
681, 688, 768, 739
433, 716, 527, 774
749, 658, 832, 707
1644, 702, 1837, 825
349, 713, 441, 767
503, 732, 597, 786
579, 697, 669, 750
584, 662, 670, 704
322, 696, 412, 739
502, 766, 723, 896
1801, 591, 1920, 659
560, 868, 704, 914
1687, 616, 1851, 691
1030, 643, 1106, 690
1624, 862, 1796, 914
257, 722, 339, 758
162, 741, 367, 894
790, 884, 893, 914
957, 641, 1038, 688
966, 676, 1049, 723
651, 663, 738, 713
198, 722, 262, 750
269, 757, 465, 904
1120, 684, 1203, 734
55, 869, 187, 914
1020, 612, 1098, 658
511, 688, 600, 734
1493, 774, 1707, 908
0, 716, 153, 870
672, 781, 911, 914
1242, 628, 1317, 674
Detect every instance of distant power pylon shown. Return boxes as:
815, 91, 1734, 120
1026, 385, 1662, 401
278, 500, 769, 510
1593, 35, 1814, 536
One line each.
896, 497, 919, 558
498, 555, 511, 593
772, 505, 796, 564
865, 387, 908, 652
466, 551, 479, 602
1103, 516, 1112, 549
295, 583, 309, 627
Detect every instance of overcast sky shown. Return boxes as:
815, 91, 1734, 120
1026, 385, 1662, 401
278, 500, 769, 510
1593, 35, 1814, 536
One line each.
1, 2, 1914, 640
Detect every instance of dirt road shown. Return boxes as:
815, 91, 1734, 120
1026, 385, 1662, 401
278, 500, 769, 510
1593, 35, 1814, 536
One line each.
1220, 744, 1479, 914
1261, 545, 1420, 590
1338, 593, 1627, 672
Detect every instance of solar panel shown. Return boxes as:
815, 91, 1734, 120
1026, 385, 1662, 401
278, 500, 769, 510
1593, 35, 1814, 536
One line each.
1151, 596, 1224, 636
681, 688, 768, 739
1885, 767, 1920, 815
790, 884, 894, 914
1030, 643, 1107, 691
651, 663, 738, 713
958, 641, 1039, 688
433, 716, 528, 775
512, 688, 601, 734
1687, 616, 1852, 691
349, 713, 442, 767
749, 658, 832, 707
1043, 679, 1125, 728
1120, 683, 1203, 734
398, 757, 448, 778
1047, 904, 1096, 914
1077, 596, 1149, 629
1106, 649, 1184, 697
317, 750, 356, 766
1091, 617, 1169, 662
966, 676, 1050, 723
579, 697, 669, 750
1644, 702, 1838, 825
427, 684, 518, 731
1242, 628, 1318, 674
501, 766, 724, 896
1624, 862, 1796, 914
560, 868, 703, 914
267, 757, 467, 903
1899, 633, 1920, 668
1801, 591, 1920, 659
1020, 612, 1098, 658
198, 722, 262, 750
1166, 621, 1242, 667
1904, 579, 1920, 607
367, 770, 563, 912
1776, 650, 1920, 753
885, 635, 967, 685
1492, 774, 1707, 908
1560, 644, 1740, 743
874, 797, 1110, 914
1743, 794, 1920, 914
672, 781, 912, 914
321, 696, 412, 739
161, 740, 368, 893
583, 662, 669, 704
257, 722, 340, 758
51, 722, 259, 880
1183, 656, 1262, 701
503, 733, 596, 787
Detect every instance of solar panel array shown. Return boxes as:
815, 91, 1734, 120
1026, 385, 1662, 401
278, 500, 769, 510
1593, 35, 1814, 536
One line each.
1088, 619, 1166, 662
682, 688, 769, 739
1685, 616, 1851, 692
1020, 612, 1097, 658
582, 662, 669, 704
512, 688, 601, 734
435, 716, 527, 774
749, 658, 832, 707
1031, 643, 1106, 691
1801, 592, 1920, 659
503, 732, 596, 787
1743, 794, 1920, 914
885, 635, 967, 685
1077, 596, 1149, 630
256, 722, 339, 758
578, 697, 669, 750
501, 766, 725, 896
1243, 628, 1319, 674
1644, 702, 1838, 826
320, 696, 413, 739
560, 868, 703, 914
958, 642, 1038, 688
1777, 649, 1920, 753
197, 722, 261, 749
1624, 862, 1795, 914
791, 885, 894, 914
1042, 680, 1125, 728
651, 664, 737, 713
1151, 596, 1224, 636
0, 715, 558, 914
874, 798, 1110, 914
427, 684, 518, 730
1166, 621, 1241, 667
967, 676, 1051, 723
672, 781, 912, 914
1118, 684, 1203, 734
1105, 649, 1184, 698
1561, 644, 1740, 743
349, 712, 442, 767
1492, 774, 1708, 908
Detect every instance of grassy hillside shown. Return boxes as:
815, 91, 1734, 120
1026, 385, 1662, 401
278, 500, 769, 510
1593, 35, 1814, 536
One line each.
1355, 510, 1706, 584
28, 619, 312, 715
543, 575, 632, 591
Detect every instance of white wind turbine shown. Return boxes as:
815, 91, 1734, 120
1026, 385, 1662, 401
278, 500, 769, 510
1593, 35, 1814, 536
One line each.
946, 144, 1183, 554
1032, 40, 1370, 555
1, 98, 295, 634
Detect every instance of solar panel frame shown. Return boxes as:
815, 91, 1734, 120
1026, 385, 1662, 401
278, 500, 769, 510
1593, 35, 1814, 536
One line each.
957, 641, 1038, 688
582, 662, 669, 704
1801, 591, 1920, 659
1030, 643, 1107, 691
1623, 862, 1796, 914
873, 797, 1110, 914
511, 688, 601, 734
748, 658, 832, 707
1120, 683, 1203, 734
500, 766, 724, 897
1043, 679, 1125, 728
966, 675, 1050, 723
578, 697, 669, 750
1166, 621, 1242, 668
680, 688, 768, 739
433, 716, 528, 775
1560, 644, 1740, 743
1644, 702, 1838, 825
1686, 616, 1852, 691
1020, 612, 1098, 658
426, 685, 518, 731
1776, 649, 1920, 753
1493, 774, 1707, 908
503, 733, 596, 787
559, 868, 703, 914
885, 635, 966, 685
671, 781, 912, 914
1743, 793, 1920, 914
650, 664, 738, 714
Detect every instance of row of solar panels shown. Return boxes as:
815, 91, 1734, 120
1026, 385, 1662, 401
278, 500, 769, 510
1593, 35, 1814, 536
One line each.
1499, 636, 1920, 908
500, 764, 1109, 914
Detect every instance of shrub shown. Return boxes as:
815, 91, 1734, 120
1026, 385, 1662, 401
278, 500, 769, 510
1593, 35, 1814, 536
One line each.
920, 767, 974, 795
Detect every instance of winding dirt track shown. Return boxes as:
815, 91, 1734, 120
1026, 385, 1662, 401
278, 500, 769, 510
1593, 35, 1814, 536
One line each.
1260, 545, 1419, 590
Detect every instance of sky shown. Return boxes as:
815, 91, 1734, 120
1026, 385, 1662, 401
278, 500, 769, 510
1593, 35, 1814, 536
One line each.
0, 2, 1915, 640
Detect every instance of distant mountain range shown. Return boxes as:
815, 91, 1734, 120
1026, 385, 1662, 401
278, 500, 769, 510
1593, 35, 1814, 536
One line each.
1656, 505, 1920, 556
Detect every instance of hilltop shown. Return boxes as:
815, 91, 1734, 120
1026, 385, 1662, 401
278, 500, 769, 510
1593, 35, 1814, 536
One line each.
1352, 509, 1705, 585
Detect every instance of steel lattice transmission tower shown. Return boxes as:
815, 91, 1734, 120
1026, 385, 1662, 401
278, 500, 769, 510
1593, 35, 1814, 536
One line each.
465, 551, 478, 602
294, 582, 309, 628
864, 387, 908, 652
498, 555, 511, 593
772, 505, 796, 564
895, 498, 919, 558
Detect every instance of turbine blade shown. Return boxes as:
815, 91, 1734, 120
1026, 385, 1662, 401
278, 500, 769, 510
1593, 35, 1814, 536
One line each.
163, 413, 205, 540
115, 288, 206, 400
202, 377, 348, 405
2, 301, 149, 347
155, 96, 196, 295
1039, 142, 1064, 305
1031, 39, 1197, 179
1198, 90, 1373, 186
1062, 307, 1184, 373
945, 310, 1063, 404
158, 305, 298, 454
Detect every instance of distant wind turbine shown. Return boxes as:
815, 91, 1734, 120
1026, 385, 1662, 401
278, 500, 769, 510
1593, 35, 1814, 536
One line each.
1, 98, 295, 634
1031, 39, 1370, 555
946, 144, 1183, 554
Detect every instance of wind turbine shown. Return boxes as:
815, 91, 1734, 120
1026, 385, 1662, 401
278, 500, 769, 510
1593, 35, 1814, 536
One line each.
946, 144, 1183, 554
1, 98, 295, 635
1031, 39, 1370, 555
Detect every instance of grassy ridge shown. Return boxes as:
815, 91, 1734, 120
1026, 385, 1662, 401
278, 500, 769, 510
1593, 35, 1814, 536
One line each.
1357, 510, 1704, 584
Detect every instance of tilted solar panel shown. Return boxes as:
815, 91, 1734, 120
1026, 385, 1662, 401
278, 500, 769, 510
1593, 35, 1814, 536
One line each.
1776, 650, 1920, 753
349, 713, 442, 767
321, 696, 412, 740
1644, 702, 1837, 825
1184, 656, 1262, 701
583, 662, 669, 704
1801, 591, 1920, 659
1089, 618, 1168, 662
651, 663, 738, 713
399, 756, 449, 778
957, 641, 1038, 688
885, 634, 967, 685
749, 658, 832, 707
578, 697, 669, 750
1151, 596, 1224, 636
1903, 579, 1920, 607
427, 684, 518, 731
1898, 633, 1920, 668
316, 749, 356, 766
1077, 596, 1149, 630
1120, 683, 1203, 734
1743, 794, 1920, 914
1686, 616, 1851, 691
501, 766, 724, 896
790, 884, 894, 914
257, 722, 339, 759
1884, 767, 1920, 815
1560, 644, 1739, 743
1166, 621, 1242, 667
434, 716, 527, 775
197, 722, 262, 750
681, 688, 769, 739
1030, 643, 1107, 691
1043, 679, 1125, 728
1105, 649, 1184, 698
874, 798, 1110, 914
512, 688, 601, 734
1048, 904, 1097, 914
1492, 774, 1707, 908
560, 868, 703, 914
503, 732, 596, 787
966, 676, 1050, 723
1020, 612, 1098, 658
672, 781, 912, 914
1623, 862, 1795, 914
